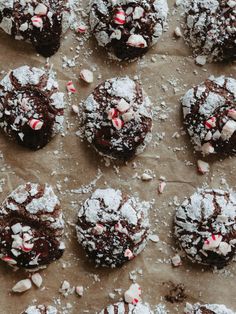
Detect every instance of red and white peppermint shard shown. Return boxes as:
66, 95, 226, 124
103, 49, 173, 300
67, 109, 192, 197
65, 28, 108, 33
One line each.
124, 283, 142, 304
127, 34, 147, 48
1, 256, 17, 265
203, 234, 222, 251
205, 117, 216, 129
93, 224, 105, 235
228, 109, 236, 120
34, 3, 48, 16
77, 24, 88, 33
21, 242, 34, 253
28, 119, 44, 130
67, 81, 77, 93
31, 16, 43, 28
107, 108, 118, 120
114, 8, 126, 25
124, 248, 134, 260
112, 117, 124, 130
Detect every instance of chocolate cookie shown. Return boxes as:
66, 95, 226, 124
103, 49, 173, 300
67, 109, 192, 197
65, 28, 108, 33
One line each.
183, 0, 236, 62
174, 188, 236, 268
89, 0, 168, 61
99, 302, 154, 314
185, 302, 236, 314
182, 76, 236, 156
22, 305, 57, 314
76, 188, 150, 267
0, 1, 74, 57
0, 183, 65, 270
83, 77, 153, 160
0, 65, 65, 150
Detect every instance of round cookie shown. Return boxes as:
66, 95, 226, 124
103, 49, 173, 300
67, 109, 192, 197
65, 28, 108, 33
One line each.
89, 0, 168, 61
21, 305, 57, 314
0, 183, 65, 270
83, 76, 153, 160
76, 188, 150, 267
0, 65, 65, 150
183, 0, 236, 62
174, 188, 236, 268
182, 76, 236, 156
99, 302, 154, 314
185, 302, 236, 314
0, 0, 74, 57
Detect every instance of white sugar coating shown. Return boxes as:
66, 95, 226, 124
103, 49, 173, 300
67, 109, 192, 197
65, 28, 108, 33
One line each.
23, 305, 57, 314
184, 302, 236, 314
89, 0, 168, 60
182, 76, 236, 155
183, 0, 236, 61
84, 76, 153, 159
175, 188, 236, 265
99, 302, 154, 314
1, 183, 64, 230
79, 188, 150, 226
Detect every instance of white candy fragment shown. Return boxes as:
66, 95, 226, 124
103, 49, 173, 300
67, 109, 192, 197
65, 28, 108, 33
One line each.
133, 7, 144, 19
12, 279, 32, 293
11, 223, 22, 234
221, 120, 236, 140
158, 181, 166, 194
141, 173, 153, 181
227, 0, 236, 8
72, 105, 79, 114
218, 242, 231, 256
80, 69, 94, 84
149, 234, 159, 242
122, 111, 134, 122
127, 34, 147, 48
228, 109, 236, 120
203, 234, 222, 251
124, 283, 142, 304
174, 27, 182, 37
75, 286, 84, 296
201, 142, 215, 155
34, 3, 48, 15
197, 160, 210, 174
116, 99, 130, 113
31, 273, 43, 288
195, 55, 207, 66
171, 254, 182, 267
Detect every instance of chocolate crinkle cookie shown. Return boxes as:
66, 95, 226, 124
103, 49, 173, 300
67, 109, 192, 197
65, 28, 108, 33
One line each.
83, 76, 153, 160
185, 302, 236, 314
183, 0, 236, 62
21, 305, 57, 314
0, 65, 65, 150
76, 188, 150, 267
182, 76, 236, 156
0, 183, 65, 270
89, 0, 168, 61
0, 0, 74, 57
174, 188, 236, 268
99, 302, 154, 314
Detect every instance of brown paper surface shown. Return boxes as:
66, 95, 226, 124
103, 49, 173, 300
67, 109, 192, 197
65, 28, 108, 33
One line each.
0, 1, 235, 313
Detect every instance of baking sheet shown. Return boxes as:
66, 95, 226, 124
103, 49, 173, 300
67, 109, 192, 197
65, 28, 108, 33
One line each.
0, 0, 235, 313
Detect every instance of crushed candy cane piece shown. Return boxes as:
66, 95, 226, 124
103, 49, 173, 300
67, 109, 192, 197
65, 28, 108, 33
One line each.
195, 55, 207, 66
124, 249, 134, 260
201, 142, 215, 155
11, 223, 22, 234
12, 279, 32, 293
34, 3, 48, 15
77, 24, 88, 33
124, 283, 142, 304
80, 69, 94, 84
158, 181, 166, 194
122, 111, 134, 122
133, 7, 144, 19
67, 81, 77, 93
112, 118, 124, 130
1, 256, 17, 265
197, 160, 210, 174
171, 254, 182, 267
31, 16, 43, 28
221, 120, 236, 140
228, 109, 236, 120
114, 8, 126, 25
28, 119, 44, 130
205, 117, 216, 129
149, 234, 159, 242
108, 108, 118, 120
141, 173, 153, 181
174, 26, 182, 37
116, 99, 130, 113
203, 234, 222, 251
31, 273, 43, 288
218, 242, 231, 256
93, 224, 105, 235
72, 105, 79, 114
127, 34, 147, 48
21, 242, 34, 252
76, 286, 84, 296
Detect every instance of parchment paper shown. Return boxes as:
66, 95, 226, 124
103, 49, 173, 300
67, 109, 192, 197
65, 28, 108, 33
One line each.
0, 1, 235, 313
